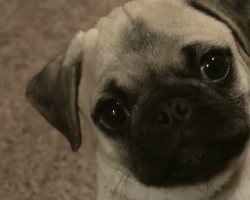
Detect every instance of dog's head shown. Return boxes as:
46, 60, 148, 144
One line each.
26, 0, 250, 188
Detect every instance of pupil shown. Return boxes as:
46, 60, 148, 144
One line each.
101, 100, 126, 129
202, 54, 229, 80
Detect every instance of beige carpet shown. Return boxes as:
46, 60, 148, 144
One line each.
0, 0, 127, 199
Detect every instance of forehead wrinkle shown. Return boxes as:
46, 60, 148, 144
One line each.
121, 19, 181, 53
99, 75, 144, 109
119, 19, 186, 73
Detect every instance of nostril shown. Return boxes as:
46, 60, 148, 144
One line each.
156, 111, 170, 124
150, 98, 191, 125
174, 102, 191, 117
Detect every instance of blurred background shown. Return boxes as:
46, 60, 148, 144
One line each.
0, 0, 126, 199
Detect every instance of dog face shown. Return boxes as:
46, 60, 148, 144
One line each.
26, 0, 250, 190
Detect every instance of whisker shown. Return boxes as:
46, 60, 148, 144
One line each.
146, 187, 149, 200
195, 182, 211, 198
111, 171, 128, 199
124, 171, 130, 199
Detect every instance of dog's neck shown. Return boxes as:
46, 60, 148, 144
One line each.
96, 144, 250, 200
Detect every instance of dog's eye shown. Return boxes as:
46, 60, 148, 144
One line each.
200, 50, 230, 82
97, 99, 128, 129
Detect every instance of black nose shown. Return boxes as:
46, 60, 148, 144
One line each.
154, 97, 191, 124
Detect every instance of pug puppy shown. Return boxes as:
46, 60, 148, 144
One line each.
26, 0, 250, 199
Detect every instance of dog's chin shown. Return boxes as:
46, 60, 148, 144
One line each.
128, 130, 249, 188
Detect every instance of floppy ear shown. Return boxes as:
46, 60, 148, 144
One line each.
26, 31, 85, 152
188, 0, 250, 56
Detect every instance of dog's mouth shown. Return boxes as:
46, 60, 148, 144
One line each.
168, 134, 248, 185
122, 87, 250, 187
128, 130, 249, 187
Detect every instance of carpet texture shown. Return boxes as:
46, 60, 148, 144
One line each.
0, 0, 127, 199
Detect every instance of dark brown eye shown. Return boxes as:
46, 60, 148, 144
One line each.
97, 99, 127, 129
200, 50, 230, 82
